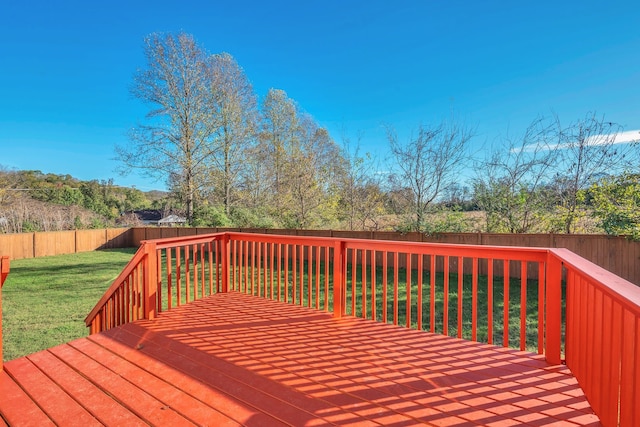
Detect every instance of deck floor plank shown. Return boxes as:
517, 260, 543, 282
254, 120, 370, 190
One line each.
3, 357, 101, 426
0, 292, 601, 426
47, 343, 197, 426
68, 337, 241, 427
87, 333, 287, 427
103, 324, 340, 426
25, 349, 147, 427
0, 371, 55, 427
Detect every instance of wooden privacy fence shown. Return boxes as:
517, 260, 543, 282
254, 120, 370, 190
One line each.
85, 231, 640, 425
0, 228, 133, 260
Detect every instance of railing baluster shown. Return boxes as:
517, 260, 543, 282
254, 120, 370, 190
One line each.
457, 256, 463, 339
200, 243, 205, 297
166, 248, 172, 310
284, 244, 289, 303
371, 250, 377, 322
362, 249, 367, 319
488, 259, 493, 345
277, 244, 282, 302
292, 244, 297, 304
472, 258, 478, 342
417, 254, 422, 330
383, 251, 388, 324
309, 245, 314, 308
393, 252, 399, 325
430, 255, 435, 333
208, 242, 213, 295
156, 248, 162, 313
443, 256, 449, 336
324, 246, 329, 311
537, 262, 544, 354
351, 248, 357, 316
315, 246, 320, 310
271, 243, 276, 300
520, 261, 527, 351
503, 259, 510, 348
406, 253, 412, 328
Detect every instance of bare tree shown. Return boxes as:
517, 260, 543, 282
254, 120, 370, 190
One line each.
259, 88, 300, 202
554, 112, 628, 233
473, 116, 559, 233
387, 121, 474, 232
116, 33, 214, 222
206, 53, 259, 216
338, 132, 385, 231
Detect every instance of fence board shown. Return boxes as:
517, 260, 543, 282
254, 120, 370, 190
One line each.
0, 229, 132, 260
34, 231, 76, 257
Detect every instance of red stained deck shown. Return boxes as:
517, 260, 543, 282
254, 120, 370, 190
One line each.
0, 292, 600, 426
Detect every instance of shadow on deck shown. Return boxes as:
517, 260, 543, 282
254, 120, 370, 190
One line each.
0, 292, 600, 426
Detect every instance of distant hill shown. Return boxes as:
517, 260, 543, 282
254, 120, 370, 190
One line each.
0, 168, 170, 233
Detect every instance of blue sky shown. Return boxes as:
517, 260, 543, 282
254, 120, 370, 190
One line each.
1, 1, 639, 191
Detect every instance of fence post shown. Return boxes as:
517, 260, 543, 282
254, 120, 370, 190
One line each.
545, 252, 562, 365
1, 256, 11, 371
143, 241, 158, 320
221, 233, 230, 292
333, 240, 346, 318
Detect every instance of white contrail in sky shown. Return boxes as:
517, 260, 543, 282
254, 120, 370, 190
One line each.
516, 130, 640, 153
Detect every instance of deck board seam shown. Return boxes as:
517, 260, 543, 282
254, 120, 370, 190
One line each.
74, 335, 244, 426
101, 325, 340, 426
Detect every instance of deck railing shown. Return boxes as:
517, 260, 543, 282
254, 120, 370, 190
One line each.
84, 232, 640, 426
552, 248, 640, 426
1, 256, 10, 370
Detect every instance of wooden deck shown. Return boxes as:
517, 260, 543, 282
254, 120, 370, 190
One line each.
1, 292, 600, 426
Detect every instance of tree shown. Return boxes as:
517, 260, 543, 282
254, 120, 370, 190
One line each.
554, 112, 629, 233
286, 119, 343, 228
588, 173, 640, 238
259, 88, 300, 204
387, 121, 474, 232
206, 53, 259, 215
473, 116, 558, 233
337, 133, 385, 231
255, 89, 344, 228
116, 33, 214, 222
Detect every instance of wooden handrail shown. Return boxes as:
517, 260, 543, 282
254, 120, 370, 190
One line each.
84, 245, 147, 326
1, 256, 11, 370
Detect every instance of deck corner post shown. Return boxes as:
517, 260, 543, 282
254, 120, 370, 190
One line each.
545, 252, 562, 365
143, 241, 158, 321
1, 256, 11, 371
221, 233, 230, 293
333, 240, 346, 318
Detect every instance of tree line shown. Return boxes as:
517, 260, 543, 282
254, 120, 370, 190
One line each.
116, 32, 640, 237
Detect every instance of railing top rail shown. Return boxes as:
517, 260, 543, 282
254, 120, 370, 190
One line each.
149, 232, 225, 250
84, 245, 147, 326
551, 248, 640, 313
225, 232, 549, 262
225, 231, 336, 246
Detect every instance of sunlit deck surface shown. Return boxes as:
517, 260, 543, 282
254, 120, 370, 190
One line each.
1, 292, 600, 426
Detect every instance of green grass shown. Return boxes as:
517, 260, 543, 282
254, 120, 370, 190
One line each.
2, 248, 136, 361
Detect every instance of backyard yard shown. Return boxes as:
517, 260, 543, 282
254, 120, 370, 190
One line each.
1, 248, 136, 361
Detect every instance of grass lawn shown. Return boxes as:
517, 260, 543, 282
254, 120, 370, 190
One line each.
2, 248, 136, 361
